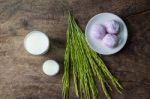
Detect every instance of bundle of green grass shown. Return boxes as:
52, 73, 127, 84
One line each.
62, 13, 123, 99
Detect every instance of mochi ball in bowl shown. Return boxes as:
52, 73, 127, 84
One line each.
104, 20, 120, 34
102, 34, 118, 48
90, 24, 106, 40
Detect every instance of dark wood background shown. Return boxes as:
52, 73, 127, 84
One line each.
0, 0, 149, 99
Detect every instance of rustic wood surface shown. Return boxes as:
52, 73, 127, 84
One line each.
0, 0, 150, 99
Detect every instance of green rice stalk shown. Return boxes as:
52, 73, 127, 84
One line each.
62, 13, 123, 99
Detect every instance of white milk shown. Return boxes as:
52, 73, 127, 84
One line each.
24, 31, 49, 55
42, 60, 59, 76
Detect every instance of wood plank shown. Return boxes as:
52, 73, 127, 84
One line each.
0, 0, 149, 99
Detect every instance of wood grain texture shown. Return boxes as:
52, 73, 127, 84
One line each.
0, 0, 149, 99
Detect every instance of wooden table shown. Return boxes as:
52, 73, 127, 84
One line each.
0, 0, 149, 99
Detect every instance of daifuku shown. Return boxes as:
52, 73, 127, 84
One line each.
90, 24, 106, 39
102, 34, 118, 48
104, 20, 120, 34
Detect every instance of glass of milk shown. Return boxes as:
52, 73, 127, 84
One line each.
24, 31, 50, 55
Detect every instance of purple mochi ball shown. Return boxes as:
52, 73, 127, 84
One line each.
104, 20, 120, 34
90, 24, 106, 39
102, 34, 118, 48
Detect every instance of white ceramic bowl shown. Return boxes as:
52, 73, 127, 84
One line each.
85, 12, 128, 55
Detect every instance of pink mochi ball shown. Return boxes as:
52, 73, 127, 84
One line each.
90, 24, 106, 39
104, 20, 120, 34
102, 34, 118, 48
